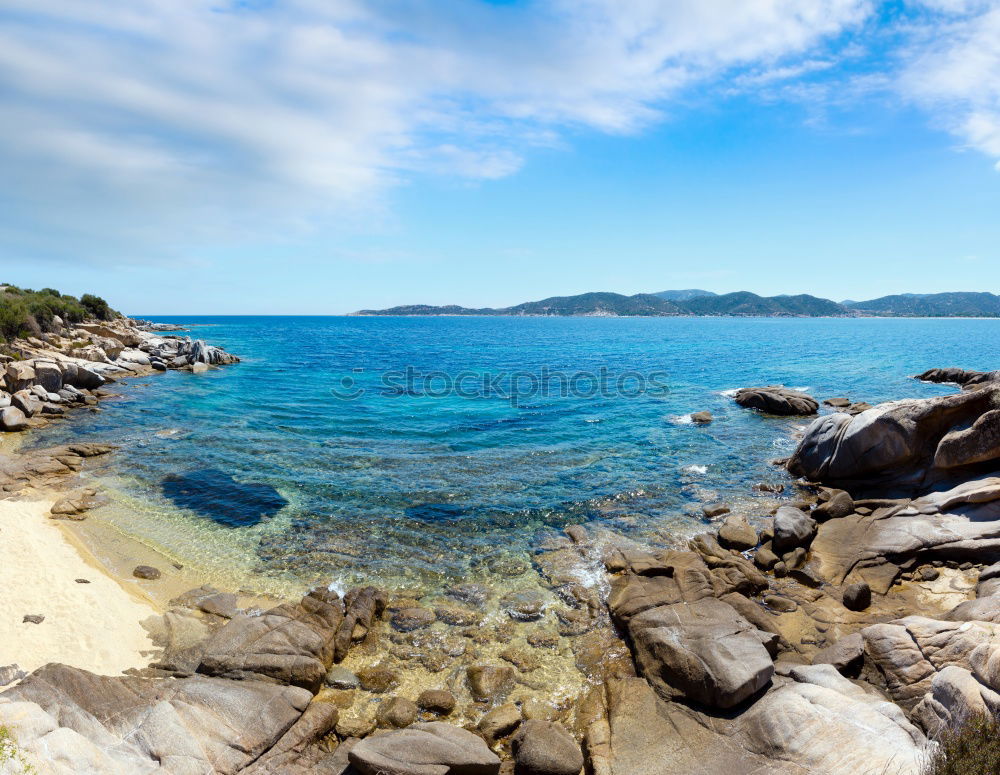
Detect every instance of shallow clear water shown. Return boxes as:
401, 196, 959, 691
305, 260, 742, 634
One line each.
26, 316, 996, 592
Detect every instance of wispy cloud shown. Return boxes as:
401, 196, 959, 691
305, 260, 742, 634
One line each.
2, 0, 995, 265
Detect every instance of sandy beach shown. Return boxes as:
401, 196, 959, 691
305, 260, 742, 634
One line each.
0, 497, 158, 676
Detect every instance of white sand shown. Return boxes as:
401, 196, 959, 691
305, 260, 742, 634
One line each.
0, 499, 157, 676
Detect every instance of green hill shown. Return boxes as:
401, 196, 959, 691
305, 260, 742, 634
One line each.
846, 292, 1000, 317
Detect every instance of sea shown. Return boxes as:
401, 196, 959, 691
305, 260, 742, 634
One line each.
22, 315, 999, 596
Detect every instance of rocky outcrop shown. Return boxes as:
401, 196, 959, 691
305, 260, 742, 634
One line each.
0, 663, 310, 774
787, 386, 1000, 487
734, 386, 818, 416
197, 587, 344, 692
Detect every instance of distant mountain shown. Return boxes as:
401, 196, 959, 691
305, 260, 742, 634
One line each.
682, 291, 848, 317
356, 291, 849, 317
846, 292, 1000, 317
652, 289, 717, 302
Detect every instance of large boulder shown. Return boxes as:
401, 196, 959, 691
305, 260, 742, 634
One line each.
734, 386, 818, 416
0, 406, 28, 432
197, 587, 344, 692
0, 662, 310, 774
348, 721, 501, 775
11, 390, 42, 418
511, 720, 583, 775
62, 362, 105, 390
787, 388, 1000, 485
740, 664, 927, 774
31, 360, 62, 393
860, 616, 1000, 714
627, 597, 775, 708
4, 362, 35, 392
771, 506, 817, 553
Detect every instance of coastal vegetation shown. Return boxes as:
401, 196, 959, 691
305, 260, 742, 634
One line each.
0, 285, 116, 342
929, 714, 1000, 774
357, 289, 1000, 318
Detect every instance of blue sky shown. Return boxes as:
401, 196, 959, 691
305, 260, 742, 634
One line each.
1, 0, 999, 314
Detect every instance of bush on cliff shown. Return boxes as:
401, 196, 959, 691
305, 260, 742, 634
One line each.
928, 713, 1000, 774
0, 285, 118, 342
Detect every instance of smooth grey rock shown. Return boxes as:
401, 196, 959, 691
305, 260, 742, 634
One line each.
812, 632, 864, 674
772, 506, 816, 553
717, 513, 757, 551
628, 597, 774, 708
198, 587, 343, 692
348, 721, 501, 775
511, 720, 583, 775
0, 663, 310, 775
842, 582, 871, 611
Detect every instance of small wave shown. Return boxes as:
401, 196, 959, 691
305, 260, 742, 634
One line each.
668, 414, 694, 425
682, 464, 708, 475
791, 386, 811, 393
326, 578, 347, 597
584, 418, 603, 424
719, 388, 739, 397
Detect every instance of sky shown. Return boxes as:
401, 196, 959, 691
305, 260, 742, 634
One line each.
1, 0, 999, 314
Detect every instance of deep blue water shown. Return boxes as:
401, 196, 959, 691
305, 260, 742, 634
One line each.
26, 316, 998, 591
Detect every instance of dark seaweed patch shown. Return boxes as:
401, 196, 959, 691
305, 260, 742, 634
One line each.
162, 468, 287, 527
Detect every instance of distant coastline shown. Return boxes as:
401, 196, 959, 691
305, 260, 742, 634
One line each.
354, 289, 1000, 318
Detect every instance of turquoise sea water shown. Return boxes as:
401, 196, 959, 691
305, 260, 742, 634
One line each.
25, 316, 999, 592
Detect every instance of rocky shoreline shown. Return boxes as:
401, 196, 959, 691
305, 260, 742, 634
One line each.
3, 354, 1000, 772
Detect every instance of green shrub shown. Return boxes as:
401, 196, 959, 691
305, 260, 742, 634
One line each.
0, 286, 118, 341
929, 713, 1000, 774
80, 293, 114, 321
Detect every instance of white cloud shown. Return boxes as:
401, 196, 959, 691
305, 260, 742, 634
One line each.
0, 0, 875, 263
900, 2, 1000, 168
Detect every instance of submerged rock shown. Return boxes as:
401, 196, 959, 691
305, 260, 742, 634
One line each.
161, 468, 288, 527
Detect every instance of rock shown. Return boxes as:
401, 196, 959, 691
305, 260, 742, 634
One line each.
511, 720, 583, 775
326, 665, 360, 689
348, 721, 501, 775
935, 408, 1000, 468
132, 564, 161, 580
771, 506, 816, 553
920, 567, 941, 581
628, 597, 774, 708
763, 594, 797, 613
912, 663, 1000, 735
335, 586, 386, 661
196, 591, 239, 618
393, 606, 436, 631
33, 361, 62, 392
500, 589, 546, 621
812, 489, 853, 521
467, 664, 515, 703
11, 390, 41, 417
717, 514, 757, 551
377, 696, 419, 728
808, 476, 1000, 592
446, 583, 491, 607
0, 662, 310, 774
945, 596, 1000, 623
690, 410, 713, 424
435, 605, 482, 627
337, 714, 376, 738
198, 587, 343, 692
478, 703, 521, 741
417, 689, 457, 715
842, 582, 871, 611
359, 666, 399, 693
191, 361, 210, 373
740, 664, 927, 774
812, 632, 864, 675
22, 614, 44, 624
4, 362, 35, 392
979, 562, 1000, 597
65, 364, 105, 390
0, 406, 28, 431
701, 502, 730, 518
753, 543, 779, 570
564, 524, 588, 544
787, 388, 999, 484
734, 386, 818, 416
824, 397, 851, 408
0, 664, 26, 687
